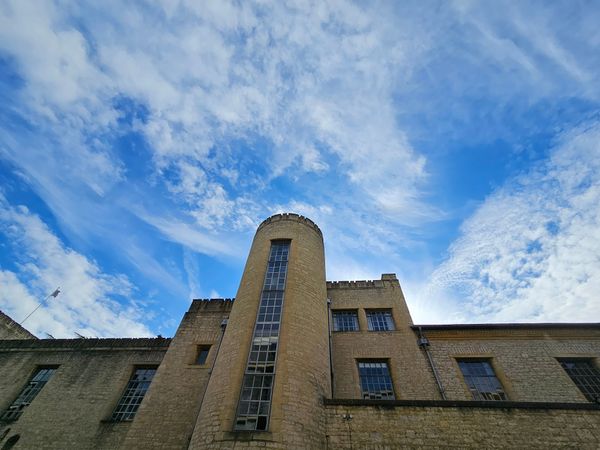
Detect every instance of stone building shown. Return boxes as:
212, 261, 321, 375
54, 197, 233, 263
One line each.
0, 213, 599, 449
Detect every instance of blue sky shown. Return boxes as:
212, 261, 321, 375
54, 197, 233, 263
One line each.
1, 1, 599, 338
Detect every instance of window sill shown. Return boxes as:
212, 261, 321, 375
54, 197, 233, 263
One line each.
100, 419, 134, 424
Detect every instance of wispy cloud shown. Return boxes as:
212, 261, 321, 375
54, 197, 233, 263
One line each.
0, 196, 152, 337
0, 0, 599, 331
424, 122, 600, 323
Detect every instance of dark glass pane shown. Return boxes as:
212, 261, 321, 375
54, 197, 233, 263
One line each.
235, 241, 290, 431
559, 359, 600, 402
458, 360, 507, 401
1, 367, 57, 422
358, 361, 395, 400
366, 310, 395, 331
111, 368, 157, 421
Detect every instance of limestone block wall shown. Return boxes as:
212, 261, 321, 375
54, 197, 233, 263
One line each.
190, 213, 330, 449
324, 403, 600, 449
421, 325, 600, 403
122, 299, 232, 449
0, 338, 169, 450
0, 311, 36, 340
328, 276, 439, 400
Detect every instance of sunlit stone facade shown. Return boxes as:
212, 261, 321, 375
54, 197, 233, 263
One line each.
0, 213, 599, 449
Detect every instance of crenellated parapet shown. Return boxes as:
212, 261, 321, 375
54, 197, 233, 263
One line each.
327, 273, 400, 289
188, 298, 235, 313
257, 213, 322, 238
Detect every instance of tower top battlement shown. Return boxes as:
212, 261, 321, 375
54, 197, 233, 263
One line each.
257, 213, 322, 237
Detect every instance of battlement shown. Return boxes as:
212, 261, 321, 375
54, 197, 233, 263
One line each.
257, 213, 322, 238
189, 298, 235, 313
327, 273, 400, 289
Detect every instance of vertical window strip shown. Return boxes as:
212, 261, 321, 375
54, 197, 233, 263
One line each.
1, 367, 57, 422
235, 241, 290, 431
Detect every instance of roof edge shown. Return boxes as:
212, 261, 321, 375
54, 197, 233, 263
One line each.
412, 323, 600, 331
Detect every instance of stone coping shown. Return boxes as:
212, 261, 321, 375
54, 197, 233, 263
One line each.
412, 323, 600, 331
324, 398, 600, 410
257, 213, 322, 237
0, 337, 171, 350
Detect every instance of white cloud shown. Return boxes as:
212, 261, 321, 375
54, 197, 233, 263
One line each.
0, 198, 153, 338
1, 0, 599, 327
0, 0, 435, 228
425, 122, 600, 323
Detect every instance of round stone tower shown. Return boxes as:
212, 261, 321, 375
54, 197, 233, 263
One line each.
189, 213, 330, 449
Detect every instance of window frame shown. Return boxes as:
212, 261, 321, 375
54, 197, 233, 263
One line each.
0, 366, 58, 422
110, 366, 158, 422
557, 358, 600, 402
234, 240, 290, 432
365, 309, 395, 332
356, 359, 396, 400
456, 358, 508, 401
195, 345, 212, 366
331, 309, 360, 332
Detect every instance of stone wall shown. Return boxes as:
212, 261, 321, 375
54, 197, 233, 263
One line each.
324, 402, 600, 449
328, 276, 440, 400
0, 311, 36, 340
421, 325, 600, 402
122, 299, 232, 449
190, 213, 330, 449
0, 338, 169, 450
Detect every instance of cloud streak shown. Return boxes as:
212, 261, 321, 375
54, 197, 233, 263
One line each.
0, 197, 152, 337
425, 122, 600, 323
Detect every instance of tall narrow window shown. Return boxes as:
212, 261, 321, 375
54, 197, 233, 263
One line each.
366, 310, 395, 331
235, 240, 290, 431
458, 360, 507, 401
111, 367, 157, 421
332, 310, 359, 331
1, 367, 57, 421
559, 359, 600, 402
358, 361, 395, 400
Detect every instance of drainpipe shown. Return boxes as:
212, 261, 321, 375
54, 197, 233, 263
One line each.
417, 326, 446, 400
327, 298, 334, 398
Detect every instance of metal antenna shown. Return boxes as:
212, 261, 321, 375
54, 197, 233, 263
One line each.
19, 287, 61, 325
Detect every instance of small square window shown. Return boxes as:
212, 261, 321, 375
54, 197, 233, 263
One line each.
332, 310, 359, 331
357, 360, 395, 400
366, 310, 395, 331
457, 359, 507, 401
196, 345, 211, 365
558, 358, 600, 402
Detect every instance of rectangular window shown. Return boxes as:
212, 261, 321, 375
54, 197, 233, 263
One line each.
458, 360, 507, 401
1, 367, 57, 422
332, 310, 359, 332
111, 367, 157, 421
235, 240, 290, 431
559, 359, 600, 402
196, 345, 211, 365
366, 310, 395, 331
358, 361, 395, 400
